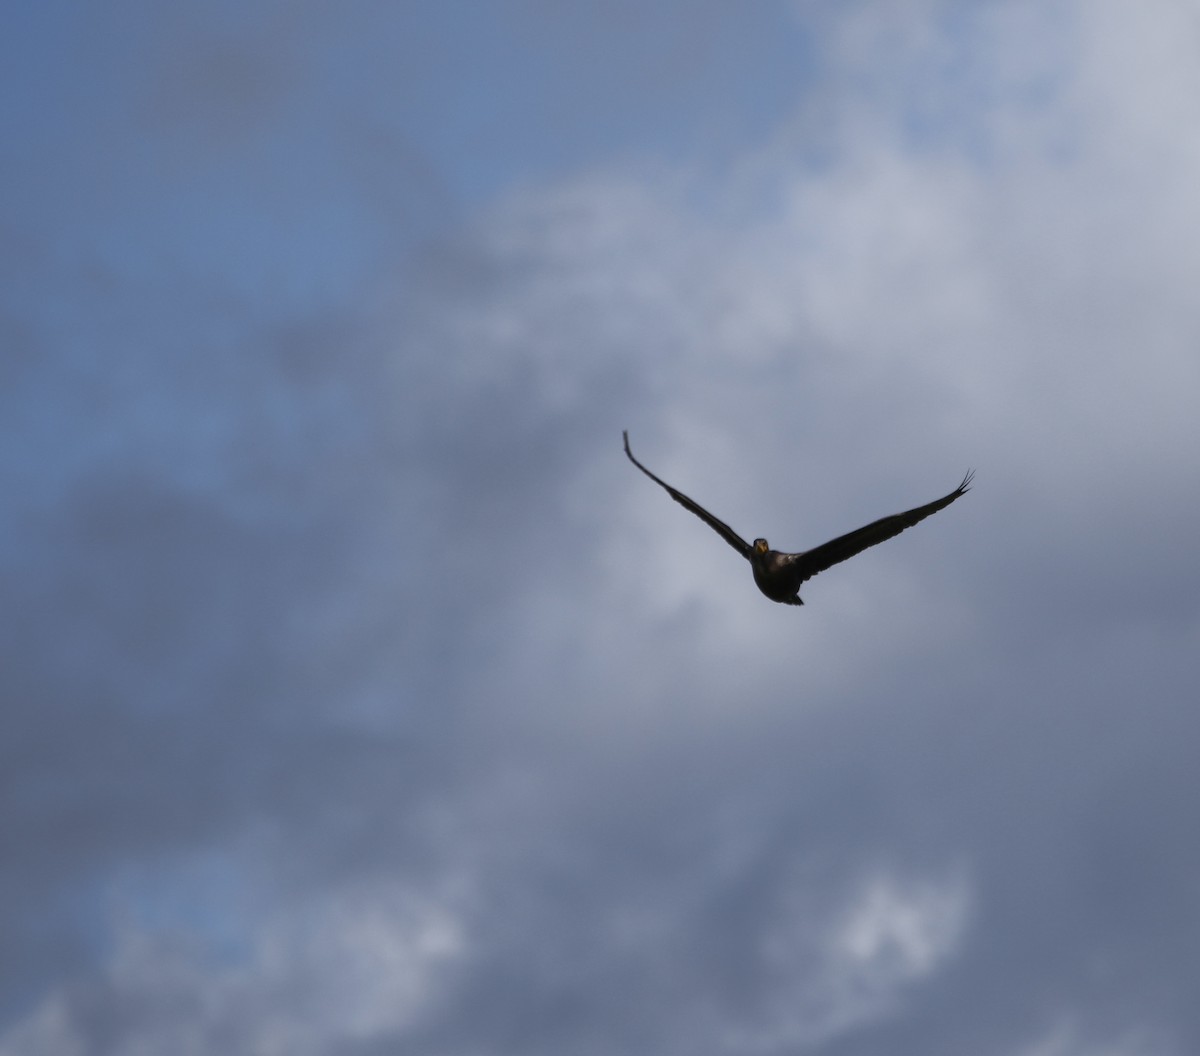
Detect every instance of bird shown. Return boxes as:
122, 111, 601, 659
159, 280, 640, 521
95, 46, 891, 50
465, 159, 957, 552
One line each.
623, 431, 972, 606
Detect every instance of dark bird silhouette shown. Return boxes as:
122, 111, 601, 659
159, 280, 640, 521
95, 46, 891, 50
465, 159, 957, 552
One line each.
623, 431, 972, 606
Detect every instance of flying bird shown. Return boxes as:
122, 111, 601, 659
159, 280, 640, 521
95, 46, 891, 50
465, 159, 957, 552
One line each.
623, 431, 972, 606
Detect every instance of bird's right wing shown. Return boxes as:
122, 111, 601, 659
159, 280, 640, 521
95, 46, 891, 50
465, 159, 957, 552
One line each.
623, 431, 753, 560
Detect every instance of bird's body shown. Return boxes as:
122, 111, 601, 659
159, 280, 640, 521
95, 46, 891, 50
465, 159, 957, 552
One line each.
623, 431, 971, 607
750, 545, 809, 606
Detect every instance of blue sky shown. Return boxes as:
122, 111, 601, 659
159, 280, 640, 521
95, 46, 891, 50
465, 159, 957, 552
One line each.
4, 3, 1200, 1055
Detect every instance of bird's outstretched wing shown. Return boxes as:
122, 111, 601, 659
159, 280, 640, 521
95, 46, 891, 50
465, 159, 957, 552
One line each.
623, 431, 753, 560
781, 471, 974, 584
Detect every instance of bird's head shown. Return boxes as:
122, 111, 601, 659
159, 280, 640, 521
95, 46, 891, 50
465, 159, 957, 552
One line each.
753, 538, 770, 555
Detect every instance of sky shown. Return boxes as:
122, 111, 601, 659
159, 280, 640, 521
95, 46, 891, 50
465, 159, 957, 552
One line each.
3, 1, 1200, 1054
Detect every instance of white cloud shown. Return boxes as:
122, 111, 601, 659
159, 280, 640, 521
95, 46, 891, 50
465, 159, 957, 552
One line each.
1014, 1018, 1179, 1056
724, 867, 971, 1052
833, 870, 970, 979
0, 879, 468, 1056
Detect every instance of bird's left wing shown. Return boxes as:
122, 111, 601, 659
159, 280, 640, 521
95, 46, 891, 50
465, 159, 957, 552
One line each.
782, 471, 973, 583
623, 431, 753, 560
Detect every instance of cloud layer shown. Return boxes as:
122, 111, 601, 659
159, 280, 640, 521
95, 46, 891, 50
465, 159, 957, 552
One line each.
3, 2, 1199, 1054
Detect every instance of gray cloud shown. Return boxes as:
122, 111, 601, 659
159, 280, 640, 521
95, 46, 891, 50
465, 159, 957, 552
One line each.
3, 2, 1200, 1054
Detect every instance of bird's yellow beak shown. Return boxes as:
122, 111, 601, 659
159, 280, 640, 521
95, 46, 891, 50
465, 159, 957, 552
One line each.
754, 539, 769, 555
